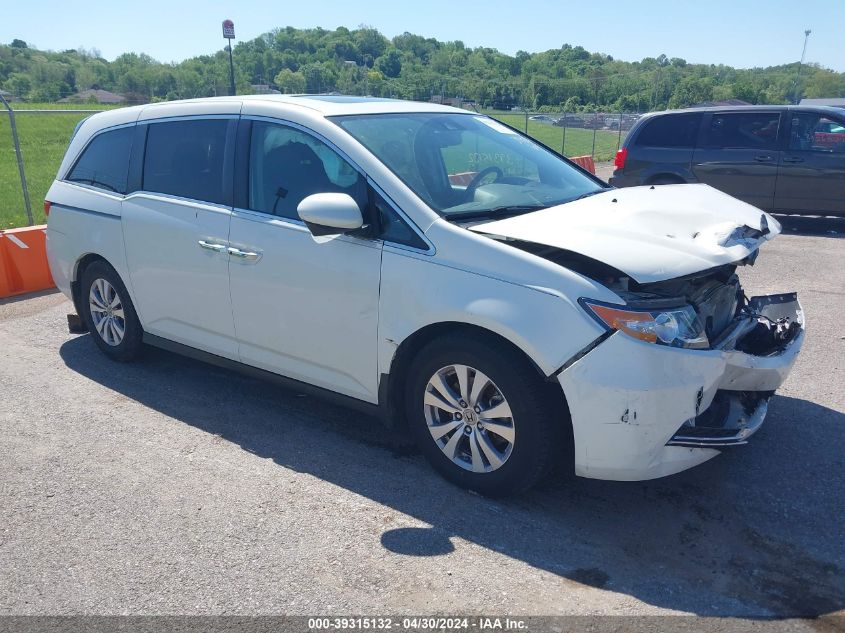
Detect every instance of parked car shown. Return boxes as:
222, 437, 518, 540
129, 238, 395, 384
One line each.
605, 116, 621, 130
46, 96, 804, 495
609, 105, 845, 216
528, 114, 557, 125
581, 115, 605, 129
554, 114, 583, 128
491, 101, 514, 111
605, 114, 639, 131
813, 118, 845, 150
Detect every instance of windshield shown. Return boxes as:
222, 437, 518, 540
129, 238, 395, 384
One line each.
333, 113, 605, 220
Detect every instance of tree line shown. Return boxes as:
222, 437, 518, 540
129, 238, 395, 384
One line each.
2, 26, 844, 111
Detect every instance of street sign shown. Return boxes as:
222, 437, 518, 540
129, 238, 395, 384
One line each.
222, 19, 236, 96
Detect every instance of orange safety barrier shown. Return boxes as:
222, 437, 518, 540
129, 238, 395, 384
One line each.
570, 155, 596, 175
0, 225, 55, 299
448, 171, 479, 186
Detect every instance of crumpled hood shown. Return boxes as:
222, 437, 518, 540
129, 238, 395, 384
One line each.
470, 184, 781, 283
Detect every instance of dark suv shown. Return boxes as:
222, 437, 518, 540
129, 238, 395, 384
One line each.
609, 105, 845, 216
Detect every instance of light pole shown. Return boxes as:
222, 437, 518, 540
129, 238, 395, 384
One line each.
792, 29, 812, 104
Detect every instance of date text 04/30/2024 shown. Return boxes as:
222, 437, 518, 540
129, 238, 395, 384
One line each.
307, 617, 528, 630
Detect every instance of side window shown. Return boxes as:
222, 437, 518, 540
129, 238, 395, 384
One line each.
635, 113, 701, 148
67, 126, 134, 194
372, 191, 427, 250
790, 113, 845, 153
143, 119, 228, 204
703, 112, 781, 150
249, 121, 365, 219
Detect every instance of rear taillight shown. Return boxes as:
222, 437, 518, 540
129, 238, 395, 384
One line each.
614, 148, 628, 170
44, 200, 51, 217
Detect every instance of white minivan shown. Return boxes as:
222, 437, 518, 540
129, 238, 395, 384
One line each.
46, 95, 804, 495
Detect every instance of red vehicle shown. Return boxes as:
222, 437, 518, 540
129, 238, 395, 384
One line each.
813, 120, 845, 150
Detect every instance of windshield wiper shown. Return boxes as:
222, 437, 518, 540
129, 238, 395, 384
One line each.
448, 205, 548, 222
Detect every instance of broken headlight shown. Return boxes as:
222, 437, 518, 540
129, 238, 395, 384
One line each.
580, 299, 709, 349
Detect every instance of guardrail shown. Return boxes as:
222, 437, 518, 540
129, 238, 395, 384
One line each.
570, 155, 596, 174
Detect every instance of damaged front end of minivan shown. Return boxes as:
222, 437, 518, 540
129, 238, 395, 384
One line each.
665, 291, 802, 449
598, 269, 804, 452
533, 248, 803, 478
595, 260, 802, 444
561, 266, 803, 480
471, 184, 805, 480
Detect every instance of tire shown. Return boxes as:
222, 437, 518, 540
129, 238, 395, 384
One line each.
405, 333, 565, 496
80, 260, 143, 362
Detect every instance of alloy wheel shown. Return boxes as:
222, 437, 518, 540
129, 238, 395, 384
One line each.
423, 364, 515, 473
88, 278, 126, 346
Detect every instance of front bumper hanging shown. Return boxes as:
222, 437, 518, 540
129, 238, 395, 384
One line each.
666, 390, 769, 448
558, 291, 804, 481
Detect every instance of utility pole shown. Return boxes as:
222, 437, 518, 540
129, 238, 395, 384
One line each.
222, 19, 236, 96
792, 29, 812, 104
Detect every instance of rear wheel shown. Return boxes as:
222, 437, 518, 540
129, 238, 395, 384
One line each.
405, 333, 564, 496
80, 260, 143, 362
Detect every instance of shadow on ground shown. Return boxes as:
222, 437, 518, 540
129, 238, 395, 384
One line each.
60, 336, 845, 617
772, 214, 844, 238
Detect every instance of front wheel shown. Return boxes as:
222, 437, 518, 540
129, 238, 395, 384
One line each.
80, 260, 143, 362
405, 333, 564, 496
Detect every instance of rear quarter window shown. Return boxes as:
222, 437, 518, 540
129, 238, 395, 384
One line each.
142, 119, 229, 204
66, 126, 134, 194
634, 113, 702, 148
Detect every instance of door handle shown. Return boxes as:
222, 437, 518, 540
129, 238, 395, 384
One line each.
782, 156, 804, 163
227, 246, 261, 261
198, 240, 228, 253
754, 155, 773, 162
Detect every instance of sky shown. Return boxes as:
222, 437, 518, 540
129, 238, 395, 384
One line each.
3, 0, 842, 72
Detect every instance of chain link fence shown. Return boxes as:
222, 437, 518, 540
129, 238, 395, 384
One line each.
1, 97, 109, 228
483, 109, 641, 160
0, 94, 641, 229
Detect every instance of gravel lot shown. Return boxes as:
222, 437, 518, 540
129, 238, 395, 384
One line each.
1, 218, 843, 618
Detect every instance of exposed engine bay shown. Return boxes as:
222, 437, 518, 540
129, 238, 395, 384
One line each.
496, 239, 803, 356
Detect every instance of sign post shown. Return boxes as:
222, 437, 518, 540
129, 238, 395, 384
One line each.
222, 19, 236, 96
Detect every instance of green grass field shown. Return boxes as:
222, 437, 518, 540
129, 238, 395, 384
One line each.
1, 104, 111, 228
485, 112, 626, 162
0, 104, 624, 229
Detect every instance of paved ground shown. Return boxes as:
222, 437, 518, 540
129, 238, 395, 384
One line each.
594, 160, 614, 182
1, 219, 843, 617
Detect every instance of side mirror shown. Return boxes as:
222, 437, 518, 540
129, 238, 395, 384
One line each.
297, 193, 364, 237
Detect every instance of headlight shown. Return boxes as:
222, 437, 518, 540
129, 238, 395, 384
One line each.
580, 299, 709, 349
